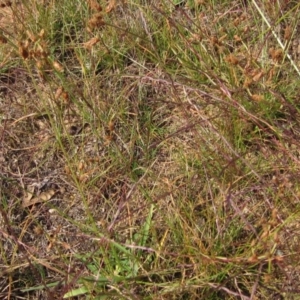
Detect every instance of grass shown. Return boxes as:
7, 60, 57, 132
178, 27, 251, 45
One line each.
1, 0, 300, 299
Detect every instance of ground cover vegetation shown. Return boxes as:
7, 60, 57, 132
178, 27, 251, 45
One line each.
1, 0, 300, 299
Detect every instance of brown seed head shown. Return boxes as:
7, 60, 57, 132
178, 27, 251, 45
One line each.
87, 0, 102, 12
284, 25, 292, 41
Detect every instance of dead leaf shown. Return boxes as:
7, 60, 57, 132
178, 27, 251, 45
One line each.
54, 86, 64, 100
23, 185, 35, 205
39, 29, 45, 39
252, 71, 264, 82
83, 37, 100, 50
26, 30, 37, 42
60, 241, 71, 250
53, 61, 64, 73
251, 94, 264, 102
23, 189, 56, 208
106, 0, 116, 13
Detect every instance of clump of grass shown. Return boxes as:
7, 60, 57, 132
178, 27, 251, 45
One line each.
1, 0, 300, 299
